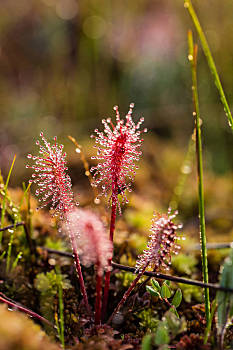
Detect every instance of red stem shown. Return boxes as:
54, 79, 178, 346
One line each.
107, 261, 149, 324
0, 292, 52, 326
102, 201, 117, 321
95, 261, 102, 325
69, 229, 91, 313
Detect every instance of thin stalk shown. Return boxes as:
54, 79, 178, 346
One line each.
40, 249, 233, 294
107, 261, 149, 324
204, 298, 217, 344
6, 224, 15, 273
0, 223, 24, 232
11, 251, 23, 271
95, 261, 102, 325
102, 201, 117, 320
184, 0, 233, 131
68, 228, 90, 313
68, 135, 99, 203
57, 271, 65, 349
188, 30, 210, 327
0, 292, 52, 326
169, 133, 195, 210
0, 155, 16, 244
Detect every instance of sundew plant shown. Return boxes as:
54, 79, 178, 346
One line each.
1, 1, 233, 350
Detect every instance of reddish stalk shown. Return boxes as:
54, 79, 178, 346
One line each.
102, 201, 117, 320
107, 261, 150, 324
0, 292, 52, 326
95, 261, 103, 325
68, 227, 90, 313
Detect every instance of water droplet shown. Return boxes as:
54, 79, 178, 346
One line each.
48, 258, 56, 266
188, 54, 193, 61
94, 197, 100, 204
181, 164, 191, 174
184, 2, 189, 8
75, 148, 81, 153
85, 170, 90, 176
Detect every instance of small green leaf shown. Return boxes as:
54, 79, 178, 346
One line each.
146, 285, 160, 298
155, 322, 170, 345
172, 288, 182, 308
151, 279, 161, 292
169, 307, 179, 318
217, 249, 233, 338
141, 334, 152, 350
161, 283, 171, 298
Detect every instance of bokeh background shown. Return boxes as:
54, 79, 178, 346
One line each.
1, 0, 233, 242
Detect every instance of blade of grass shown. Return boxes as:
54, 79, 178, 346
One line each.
169, 132, 195, 210
184, 0, 233, 131
6, 182, 32, 272
11, 251, 23, 271
55, 267, 65, 349
19, 183, 32, 211
188, 29, 210, 330
0, 155, 16, 245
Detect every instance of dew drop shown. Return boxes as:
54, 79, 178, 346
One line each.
75, 148, 81, 154
181, 164, 191, 174
188, 54, 193, 61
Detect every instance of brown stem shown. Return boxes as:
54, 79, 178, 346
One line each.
0, 222, 24, 232
111, 262, 233, 293
102, 201, 117, 321
40, 248, 233, 294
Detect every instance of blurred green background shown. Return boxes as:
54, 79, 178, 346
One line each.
0, 0, 233, 231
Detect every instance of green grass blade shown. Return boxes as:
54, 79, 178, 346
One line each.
11, 251, 23, 271
0, 155, 16, 244
19, 182, 32, 212
184, 0, 233, 131
188, 29, 210, 328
